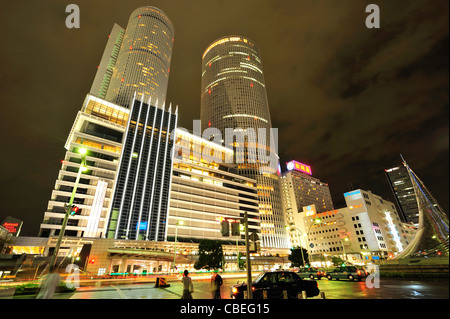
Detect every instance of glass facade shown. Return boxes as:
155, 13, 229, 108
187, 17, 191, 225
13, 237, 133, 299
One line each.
107, 98, 177, 241
385, 166, 419, 224
200, 36, 289, 249
105, 7, 174, 108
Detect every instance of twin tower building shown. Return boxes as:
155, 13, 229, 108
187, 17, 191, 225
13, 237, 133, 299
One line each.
39, 7, 289, 249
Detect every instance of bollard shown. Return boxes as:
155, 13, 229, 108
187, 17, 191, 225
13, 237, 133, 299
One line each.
244, 290, 248, 299
302, 291, 308, 299
263, 290, 268, 299
320, 291, 326, 299
283, 290, 288, 299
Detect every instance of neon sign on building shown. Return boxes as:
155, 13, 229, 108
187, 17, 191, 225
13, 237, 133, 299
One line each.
286, 160, 312, 175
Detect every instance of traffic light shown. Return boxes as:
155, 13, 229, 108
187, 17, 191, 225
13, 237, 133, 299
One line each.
220, 220, 230, 236
231, 221, 240, 236
69, 205, 80, 216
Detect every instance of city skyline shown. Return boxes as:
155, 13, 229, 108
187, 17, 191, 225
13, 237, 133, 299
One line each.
0, 0, 448, 236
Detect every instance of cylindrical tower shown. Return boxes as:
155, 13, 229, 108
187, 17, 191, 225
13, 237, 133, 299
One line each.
201, 36, 272, 134
200, 36, 289, 249
106, 6, 174, 108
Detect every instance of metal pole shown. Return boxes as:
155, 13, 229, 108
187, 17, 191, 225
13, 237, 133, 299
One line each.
244, 212, 252, 299
173, 224, 178, 270
291, 227, 306, 267
49, 154, 86, 269
341, 240, 347, 262
236, 235, 239, 270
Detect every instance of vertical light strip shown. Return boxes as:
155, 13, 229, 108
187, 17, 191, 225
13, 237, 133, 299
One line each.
124, 98, 146, 237
135, 97, 158, 240
84, 180, 108, 237
126, 99, 152, 239
110, 94, 137, 239
151, 107, 166, 240
163, 112, 178, 241
155, 108, 175, 241
116, 98, 144, 239
145, 106, 166, 240
385, 212, 403, 252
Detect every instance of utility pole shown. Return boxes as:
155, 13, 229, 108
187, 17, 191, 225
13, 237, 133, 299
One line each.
244, 212, 252, 299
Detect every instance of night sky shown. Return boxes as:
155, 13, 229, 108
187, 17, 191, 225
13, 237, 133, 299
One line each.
0, 0, 448, 236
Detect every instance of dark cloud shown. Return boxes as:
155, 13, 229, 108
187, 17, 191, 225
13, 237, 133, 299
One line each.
0, 0, 447, 235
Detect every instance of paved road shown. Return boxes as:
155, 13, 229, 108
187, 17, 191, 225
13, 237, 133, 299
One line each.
67, 277, 448, 299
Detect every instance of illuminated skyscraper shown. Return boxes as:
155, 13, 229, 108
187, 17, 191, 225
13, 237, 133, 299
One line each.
90, 24, 125, 100
385, 166, 419, 225
200, 36, 289, 249
281, 160, 334, 246
39, 7, 175, 241
104, 7, 174, 108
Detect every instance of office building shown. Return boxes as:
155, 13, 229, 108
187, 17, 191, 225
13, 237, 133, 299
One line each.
167, 129, 260, 244
39, 6, 175, 239
200, 36, 288, 249
385, 166, 419, 225
39, 94, 127, 238
289, 189, 416, 265
281, 160, 334, 246
106, 96, 177, 241
105, 7, 175, 108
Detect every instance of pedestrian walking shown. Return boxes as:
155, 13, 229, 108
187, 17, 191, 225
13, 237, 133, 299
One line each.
210, 271, 223, 299
181, 269, 194, 299
36, 265, 61, 299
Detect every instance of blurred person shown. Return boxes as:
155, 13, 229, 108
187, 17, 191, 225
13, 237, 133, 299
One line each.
210, 270, 223, 299
181, 269, 194, 299
36, 265, 61, 299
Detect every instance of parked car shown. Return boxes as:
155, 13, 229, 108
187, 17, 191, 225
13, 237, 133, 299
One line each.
325, 266, 367, 281
231, 270, 320, 299
297, 267, 325, 280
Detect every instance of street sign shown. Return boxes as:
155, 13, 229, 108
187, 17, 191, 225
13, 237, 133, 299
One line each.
250, 231, 259, 242
310, 243, 314, 248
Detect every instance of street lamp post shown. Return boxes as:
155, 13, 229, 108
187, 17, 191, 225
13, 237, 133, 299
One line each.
243, 212, 252, 299
306, 217, 321, 266
49, 148, 87, 269
286, 225, 306, 267
340, 237, 349, 262
173, 220, 184, 271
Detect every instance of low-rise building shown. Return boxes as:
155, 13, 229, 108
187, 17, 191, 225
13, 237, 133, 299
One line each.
287, 189, 416, 266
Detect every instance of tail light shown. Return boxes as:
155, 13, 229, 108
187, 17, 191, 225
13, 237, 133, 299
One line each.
252, 286, 256, 291
357, 270, 361, 275
232, 287, 238, 294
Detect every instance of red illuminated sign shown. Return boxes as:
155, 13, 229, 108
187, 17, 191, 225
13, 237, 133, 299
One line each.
286, 160, 312, 175
2, 222, 19, 233
1, 216, 23, 236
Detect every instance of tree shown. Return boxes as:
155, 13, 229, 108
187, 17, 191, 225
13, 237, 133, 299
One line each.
331, 256, 346, 266
288, 247, 309, 267
194, 240, 224, 270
